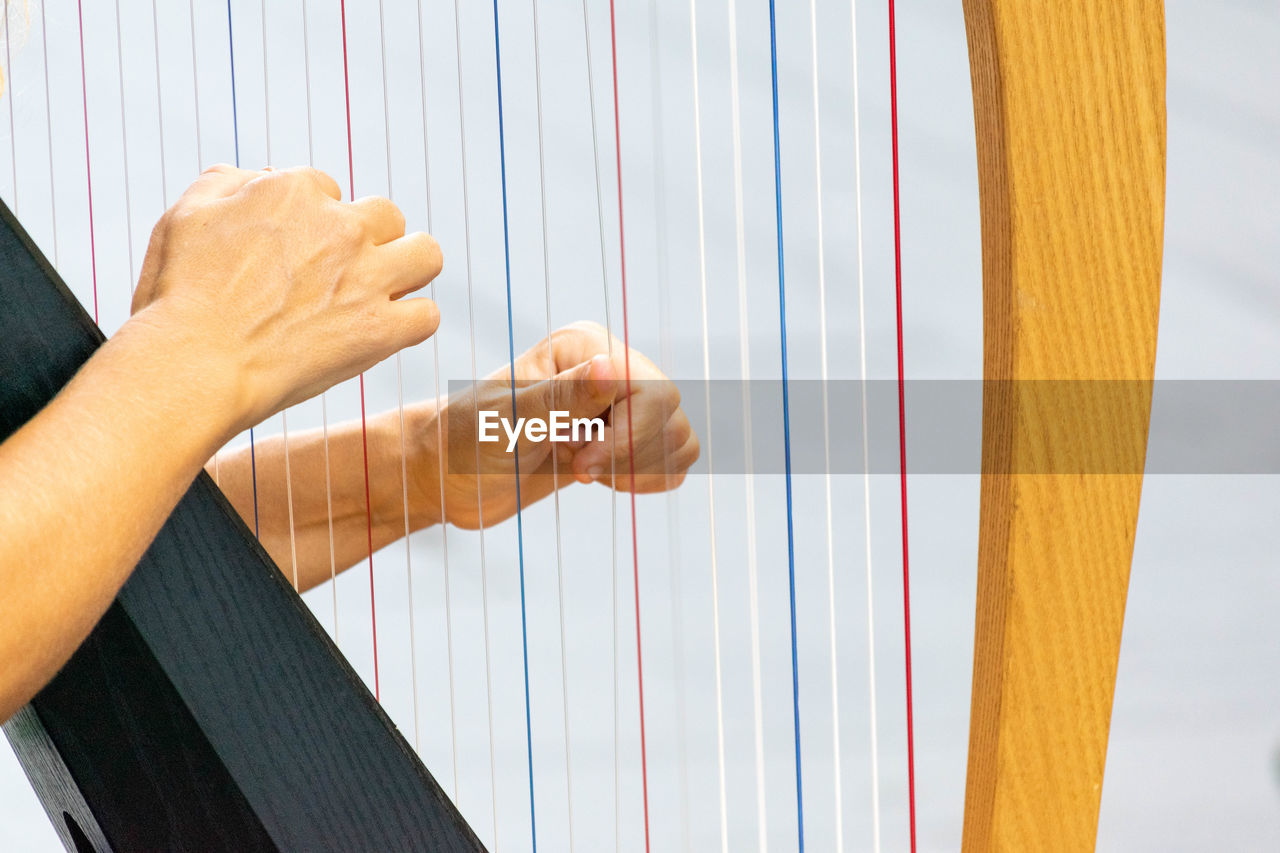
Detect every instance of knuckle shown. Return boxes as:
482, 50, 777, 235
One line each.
663, 382, 681, 411
568, 319, 607, 339
361, 196, 405, 235
671, 418, 692, 446
410, 232, 443, 275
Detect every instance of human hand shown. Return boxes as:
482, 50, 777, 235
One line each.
130, 164, 443, 440
415, 321, 698, 529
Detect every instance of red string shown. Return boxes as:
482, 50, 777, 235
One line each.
75, 0, 98, 325
606, 2, 650, 849
887, 1, 917, 849
339, 0, 379, 702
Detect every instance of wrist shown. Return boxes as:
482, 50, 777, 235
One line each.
366, 401, 443, 534
120, 302, 249, 450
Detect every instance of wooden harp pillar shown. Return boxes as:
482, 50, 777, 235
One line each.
962, 1, 1165, 849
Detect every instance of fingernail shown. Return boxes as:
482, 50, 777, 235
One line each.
588, 465, 604, 481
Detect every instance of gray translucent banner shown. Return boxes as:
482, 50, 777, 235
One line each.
441, 380, 1280, 475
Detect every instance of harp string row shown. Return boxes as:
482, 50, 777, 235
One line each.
9, 2, 907, 849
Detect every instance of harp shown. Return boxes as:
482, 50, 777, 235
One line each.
0, 0, 1164, 850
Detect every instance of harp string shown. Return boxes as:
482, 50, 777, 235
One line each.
38, 0, 55, 265
296, 0, 342, 646
371, 0, 424, 758
685, 4, 729, 851
573, 1, 622, 845
850, 0, 882, 848
188, 0, 203, 168
806, 0, 847, 849
74, 0, 98, 324
488, 3, 541, 847
5, 0, 15, 212
194, 2, 221, 488
887, 0, 918, 850
257, 0, 302, 596
448, 0, 501, 840
112, 0, 134, 288
724, 0, 770, 845
413, 0, 460, 801
526, 0, 578, 847
764, 0, 806, 848
224, 0, 263, 542
644, 4, 692, 849
150, 0, 166, 211
337, 0, 382, 702
605, 0, 653, 848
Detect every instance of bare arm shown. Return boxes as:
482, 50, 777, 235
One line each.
0, 164, 441, 721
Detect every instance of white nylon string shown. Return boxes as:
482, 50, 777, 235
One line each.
375, 0, 423, 758
527, 1, 577, 848
645, 4, 691, 849
191, 1, 220, 487
5, 0, 15, 212
851, 0, 882, 847
414, 0, 459, 802
686, 5, 729, 851
808, 1, 845, 849
39, 1, 56, 265
451, 0, 500, 843
299, 0, 339, 642
150, 0, 167, 209
113, 0, 135, 290
259, 0, 300, 596
726, 1, 769, 847
577, 2, 621, 848
189, 0, 202, 169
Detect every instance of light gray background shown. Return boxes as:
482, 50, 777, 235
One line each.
1, 1, 1276, 850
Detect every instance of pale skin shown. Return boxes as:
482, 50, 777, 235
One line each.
0, 164, 697, 721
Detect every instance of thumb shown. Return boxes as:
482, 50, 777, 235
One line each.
512, 354, 617, 425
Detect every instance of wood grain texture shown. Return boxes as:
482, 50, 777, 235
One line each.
0, 200, 487, 852
961, 2, 1166, 850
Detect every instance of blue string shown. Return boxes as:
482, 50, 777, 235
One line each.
490, 2, 538, 848
225, 0, 259, 538
768, 1, 805, 848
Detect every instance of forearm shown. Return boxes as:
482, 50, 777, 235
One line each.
212, 401, 445, 591
0, 310, 236, 721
